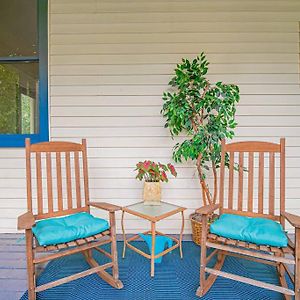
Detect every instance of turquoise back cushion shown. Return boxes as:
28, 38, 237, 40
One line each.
32, 212, 110, 246
210, 214, 287, 247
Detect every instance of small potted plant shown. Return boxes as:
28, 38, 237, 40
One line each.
135, 160, 177, 205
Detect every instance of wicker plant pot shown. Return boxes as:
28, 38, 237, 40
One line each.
190, 212, 217, 245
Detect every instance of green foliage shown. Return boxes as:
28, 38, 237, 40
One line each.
0, 65, 19, 133
21, 95, 33, 134
161, 53, 240, 185
0, 65, 34, 134
135, 160, 177, 183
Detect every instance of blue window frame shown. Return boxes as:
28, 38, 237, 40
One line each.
0, 0, 48, 147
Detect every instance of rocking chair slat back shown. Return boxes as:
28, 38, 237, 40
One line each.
46, 152, 54, 213
219, 139, 285, 224
74, 151, 82, 208
258, 152, 264, 214
228, 152, 234, 209
238, 152, 244, 211
36, 152, 43, 214
56, 152, 63, 211
25, 139, 90, 220
65, 152, 72, 209
247, 152, 254, 212
269, 152, 275, 215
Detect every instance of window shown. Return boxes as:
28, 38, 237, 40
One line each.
0, 0, 48, 147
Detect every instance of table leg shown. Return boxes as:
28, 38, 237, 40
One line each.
179, 210, 184, 259
121, 210, 126, 258
151, 221, 156, 277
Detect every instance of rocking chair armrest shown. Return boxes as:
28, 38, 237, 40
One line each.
88, 202, 121, 212
282, 211, 300, 228
17, 211, 35, 230
195, 204, 220, 215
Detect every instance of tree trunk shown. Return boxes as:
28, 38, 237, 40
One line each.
211, 162, 218, 204
196, 154, 218, 206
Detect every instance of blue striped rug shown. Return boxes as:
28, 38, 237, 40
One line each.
21, 241, 293, 299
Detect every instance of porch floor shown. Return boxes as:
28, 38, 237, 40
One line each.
1, 234, 295, 300
1, 234, 27, 300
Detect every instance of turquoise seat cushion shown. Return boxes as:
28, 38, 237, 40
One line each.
210, 214, 288, 247
32, 212, 110, 246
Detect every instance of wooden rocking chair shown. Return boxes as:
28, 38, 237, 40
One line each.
197, 138, 300, 299
18, 139, 123, 300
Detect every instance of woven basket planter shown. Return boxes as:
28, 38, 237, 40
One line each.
190, 212, 218, 246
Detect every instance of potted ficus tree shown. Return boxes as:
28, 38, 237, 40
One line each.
161, 53, 240, 244
135, 160, 177, 205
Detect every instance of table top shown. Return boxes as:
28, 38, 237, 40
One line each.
122, 201, 186, 222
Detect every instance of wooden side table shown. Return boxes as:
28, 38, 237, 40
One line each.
121, 201, 186, 277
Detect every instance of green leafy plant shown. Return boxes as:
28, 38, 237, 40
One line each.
135, 160, 177, 182
161, 53, 240, 205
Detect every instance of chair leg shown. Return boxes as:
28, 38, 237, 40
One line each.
196, 215, 208, 297
197, 250, 226, 297
295, 228, 300, 300
84, 247, 123, 289
26, 230, 36, 300
84, 212, 123, 289
275, 253, 292, 300
109, 212, 120, 282
85, 249, 92, 260
196, 215, 227, 298
197, 241, 207, 296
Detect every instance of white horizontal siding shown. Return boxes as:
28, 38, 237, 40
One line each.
0, 0, 300, 233
50, 64, 299, 75
50, 54, 298, 64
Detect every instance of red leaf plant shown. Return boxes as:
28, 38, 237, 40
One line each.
135, 160, 177, 182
